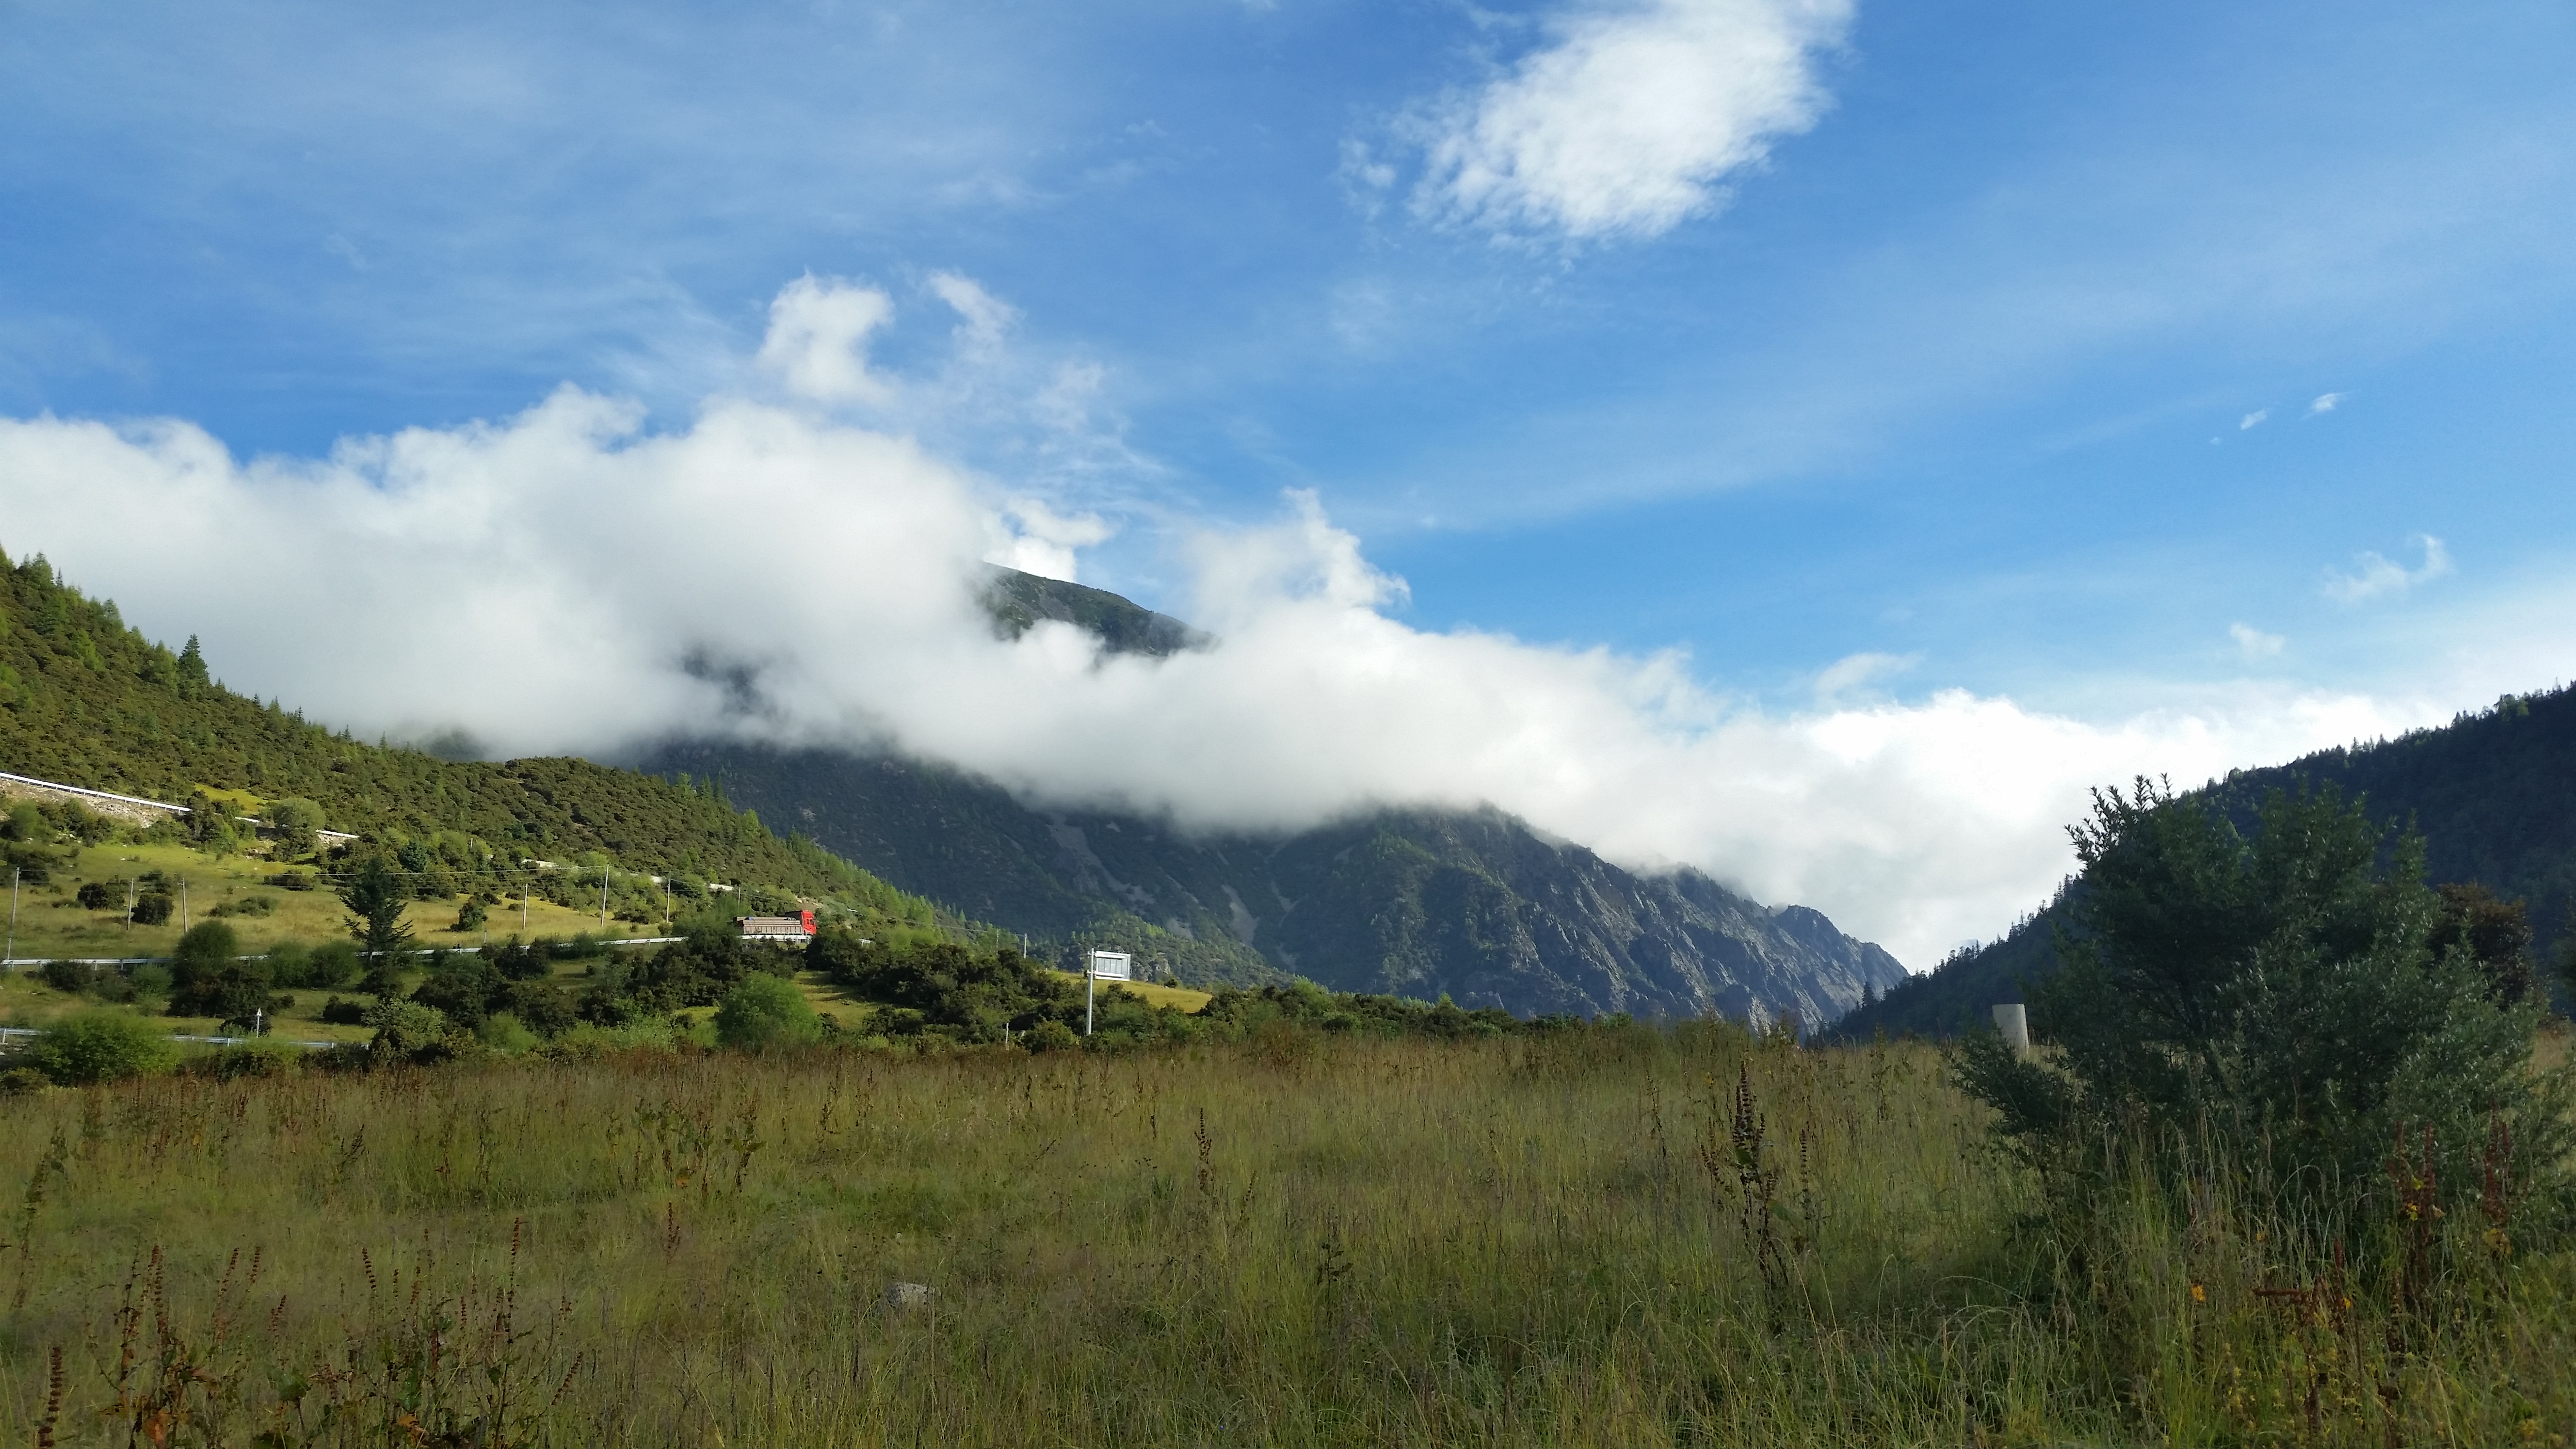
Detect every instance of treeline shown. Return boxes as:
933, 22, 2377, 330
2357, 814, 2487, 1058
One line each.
0, 546, 943, 922
1836, 684, 2576, 1040
808, 928, 1550, 1051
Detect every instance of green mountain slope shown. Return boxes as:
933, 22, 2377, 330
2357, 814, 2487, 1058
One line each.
1833, 683, 2576, 1039
0, 546, 936, 921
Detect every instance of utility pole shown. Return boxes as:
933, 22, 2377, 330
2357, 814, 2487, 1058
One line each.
125, 879, 135, 932
179, 878, 189, 931
521, 878, 529, 935
600, 868, 609, 928
6, 866, 18, 965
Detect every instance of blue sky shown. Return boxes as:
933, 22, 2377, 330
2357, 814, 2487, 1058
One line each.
4, 0, 2573, 955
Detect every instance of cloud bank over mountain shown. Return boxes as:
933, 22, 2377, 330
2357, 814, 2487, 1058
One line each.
0, 278, 2432, 966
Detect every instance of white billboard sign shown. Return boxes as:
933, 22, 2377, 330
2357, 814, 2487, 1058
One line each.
1087, 950, 1132, 982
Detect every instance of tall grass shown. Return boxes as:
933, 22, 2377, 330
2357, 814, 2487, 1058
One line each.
1, 1024, 2567, 1445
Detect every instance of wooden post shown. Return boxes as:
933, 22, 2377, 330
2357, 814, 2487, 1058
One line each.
1992, 1003, 2030, 1058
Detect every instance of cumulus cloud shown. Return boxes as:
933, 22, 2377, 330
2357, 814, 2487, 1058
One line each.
0, 279, 2437, 968
756, 274, 896, 404
1812, 649, 1917, 705
986, 498, 1112, 582
2324, 534, 2453, 605
2230, 622, 2286, 659
2308, 392, 2344, 415
1413, 0, 1853, 239
2239, 408, 2268, 430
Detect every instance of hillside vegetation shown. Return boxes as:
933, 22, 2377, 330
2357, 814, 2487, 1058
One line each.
0, 546, 939, 925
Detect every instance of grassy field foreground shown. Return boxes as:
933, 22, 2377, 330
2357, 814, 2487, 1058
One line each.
1, 1028, 2571, 1447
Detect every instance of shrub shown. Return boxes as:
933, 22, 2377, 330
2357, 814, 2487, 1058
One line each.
168, 922, 283, 1026
171, 920, 240, 976
714, 972, 822, 1051
305, 939, 361, 989
502, 980, 577, 1037
183, 1038, 302, 1080
1960, 780, 2575, 1234
38, 958, 90, 993
364, 998, 460, 1063
1022, 1018, 1080, 1053
0, 1064, 49, 1095
29, 1010, 178, 1084
264, 796, 324, 858
75, 879, 127, 910
210, 894, 279, 918
319, 996, 368, 1026
131, 891, 174, 925
454, 897, 488, 933
475, 1011, 539, 1053
265, 941, 313, 988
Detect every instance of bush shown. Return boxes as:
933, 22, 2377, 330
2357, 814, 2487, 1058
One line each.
75, 879, 126, 910
714, 972, 823, 1051
305, 939, 361, 989
364, 998, 460, 1063
183, 1038, 302, 1080
39, 958, 90, 993
475, 1011, 539, 1053
168, 922, 284, 1027
131, 891, 174, 925
454, 897, 488, 933
320, 996, 368, 1026
210, 893, 278, 918
29, 1010, 178, 1084
1022, 1018, 1080, 1053
0, 1065, 49, 1095
264, 797, 324, 858
1960, 780, 2575, 1235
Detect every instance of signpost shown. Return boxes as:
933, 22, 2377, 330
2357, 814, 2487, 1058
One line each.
1085, 950, 1131, 1037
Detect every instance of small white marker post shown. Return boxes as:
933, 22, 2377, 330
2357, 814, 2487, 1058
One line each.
1992, 1003, 2031, 1058
1086, 950, 1131, 1037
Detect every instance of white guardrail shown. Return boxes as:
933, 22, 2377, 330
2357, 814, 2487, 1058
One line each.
0, 1024, 340, 1051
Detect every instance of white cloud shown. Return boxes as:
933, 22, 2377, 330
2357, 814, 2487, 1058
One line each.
2230, 622, 2286, 659
985, 498, 1113, 582
0, 279, 2452, 970
2308, 392, 2344, 415
2324, 533, 2453, 605
1812, 649, 1917, 705
929, 271, 1019, 353
755, 275, 896, 405
1413, 0, 1853, 239
2239, 408, 2268, 430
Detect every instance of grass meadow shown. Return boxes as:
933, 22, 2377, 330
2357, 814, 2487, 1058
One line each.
1, 1024, 2571, 1446
2, 842, 667, 967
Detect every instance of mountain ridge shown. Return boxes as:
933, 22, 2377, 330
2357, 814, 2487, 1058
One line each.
1831, 682, 2576, 1040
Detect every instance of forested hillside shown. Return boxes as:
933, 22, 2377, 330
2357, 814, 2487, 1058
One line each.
0, 546, 934, 918
1835, 683, 2576, 1039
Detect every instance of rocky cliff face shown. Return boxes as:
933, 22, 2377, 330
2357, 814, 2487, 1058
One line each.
636, 738, 1908, 1024
637, 568, 1910, 1024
